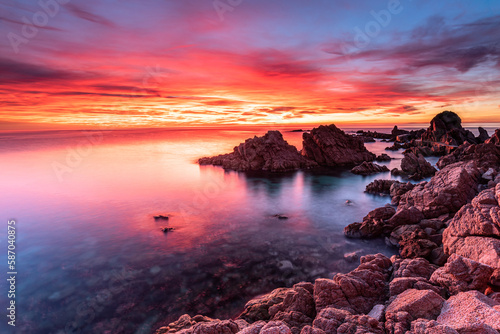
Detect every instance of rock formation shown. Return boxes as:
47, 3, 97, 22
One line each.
486, 129, 500, 145
302, 125, 376, 167
420, 111, 477, 146
198, 131, 317, 172
351, 162, 389, 176
398, 152, 437, 180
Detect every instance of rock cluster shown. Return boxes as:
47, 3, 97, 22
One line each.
302, 125, 376, 167
198, 131, 317, 172
160, 121, 500, 334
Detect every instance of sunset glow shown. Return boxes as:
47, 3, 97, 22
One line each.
1, 0, 500, 129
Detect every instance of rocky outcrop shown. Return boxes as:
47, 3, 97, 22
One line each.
421, 111, 477, 146
486, 128, 500, 145
351, 162, 389, 176
399, 152, 437, 180
398, 161, 480, 219
443, 184, 500, 268
437, 142, 500, 170
302, 125, 376, 167
392, 126, 409, 137
198, 131, 317, 172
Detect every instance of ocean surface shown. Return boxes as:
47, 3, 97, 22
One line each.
0, 125, 497, 333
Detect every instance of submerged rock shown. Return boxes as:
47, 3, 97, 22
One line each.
365, 179, 398, 195
198, 131, 317, 172
301, 124, 376, 167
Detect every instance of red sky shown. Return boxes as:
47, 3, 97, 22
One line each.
1, 0, 500, 129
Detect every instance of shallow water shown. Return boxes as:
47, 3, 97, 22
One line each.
0, 125, 494, 333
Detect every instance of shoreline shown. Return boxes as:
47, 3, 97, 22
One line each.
156, 111, 500, 334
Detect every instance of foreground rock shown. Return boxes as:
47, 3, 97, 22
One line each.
351, 162, 389, 176
443, 184, 500, 268
436, 291, 500, 332
198, 131, 317, 172
486, 128, 500, 145
302, 124, 376, 167
399, 161, 480, 219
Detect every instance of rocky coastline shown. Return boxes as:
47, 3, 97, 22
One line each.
158, 111, 500, 334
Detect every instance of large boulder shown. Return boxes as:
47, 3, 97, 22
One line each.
399, 161, 480, 219
198, 131, 317, 172
385, 289, 445, 333
302, 124, 376, 167
442, 184, 500, 268
313, 254, 392, 314
421, 111, 476, 146
430, 254, 494, 295
437, 142, 500, 171
436, 291, 500, 332
400, 152, 437, 180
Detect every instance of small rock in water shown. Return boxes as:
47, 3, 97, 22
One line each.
272, 214, 288, 220
154, 215, 169, 220
345, 200, 354, 206
161, 227, 174, 233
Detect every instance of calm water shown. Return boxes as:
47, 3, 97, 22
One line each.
0, 125, 495, 333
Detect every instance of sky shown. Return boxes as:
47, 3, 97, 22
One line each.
1, 0, 500, 129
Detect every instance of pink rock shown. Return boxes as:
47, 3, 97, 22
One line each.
410, 319, 459, 334
400, 152, 437, 180
336, 314, 384, 334
436, 291, 500, 332
392, 257, 438, 280
430, 254, 494, 294
192, 320, 239, 334
313, 254, 392, 314
443, 185, 500, 268
312, 308, 351, 333
238, 288, 290, 322
389, 277, 443, 297
260, 321, 293, 334
386, 289, 445, 321
299, 325, 325, 334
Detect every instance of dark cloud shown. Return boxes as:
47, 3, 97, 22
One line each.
0, 58, 78, 83
66, 4, 115, 27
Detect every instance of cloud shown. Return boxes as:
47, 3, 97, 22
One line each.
66, 4, 115, 27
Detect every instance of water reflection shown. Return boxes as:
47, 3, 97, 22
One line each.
0, 128, 401, 334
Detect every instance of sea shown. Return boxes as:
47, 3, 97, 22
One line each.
0, 125, 497, 333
